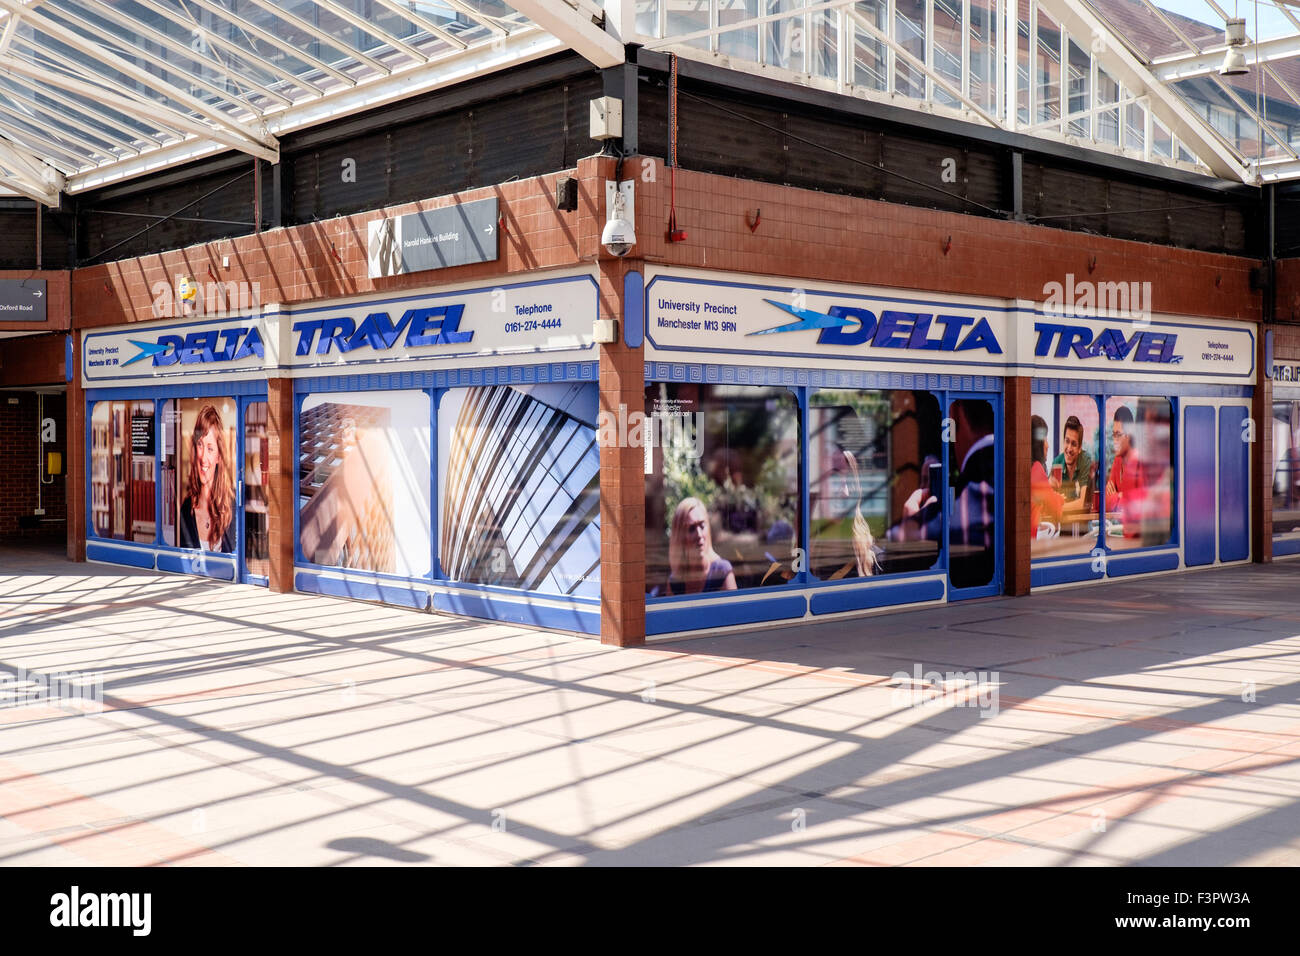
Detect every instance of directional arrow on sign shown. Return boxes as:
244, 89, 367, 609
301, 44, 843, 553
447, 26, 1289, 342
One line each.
32, 290, 42, 297
123, 339, 171, 367
484, 224, 494, 235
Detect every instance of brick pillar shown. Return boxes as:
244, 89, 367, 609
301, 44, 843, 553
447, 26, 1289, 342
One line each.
266, 376, 296, 593
597, 260, 646, 646
1254, 332, 1273, 563
579, 153, 647, 646
1003, 376, 1032, 595
66, 332, 86, 562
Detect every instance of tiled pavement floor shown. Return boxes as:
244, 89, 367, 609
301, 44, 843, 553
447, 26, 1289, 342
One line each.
1, 543, 1298, 866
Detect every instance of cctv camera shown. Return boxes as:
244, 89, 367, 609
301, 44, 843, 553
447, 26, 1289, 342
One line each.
602, 216, 636, 257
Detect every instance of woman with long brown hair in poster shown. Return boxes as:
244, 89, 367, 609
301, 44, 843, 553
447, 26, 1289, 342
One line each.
179, 404, 235, 553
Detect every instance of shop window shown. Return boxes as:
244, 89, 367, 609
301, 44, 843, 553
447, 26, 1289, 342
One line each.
1104, 396, 1173, 550
161, 398, 238, 554
299, 390, 431, 577
439, 384, 599, 598
1029, 395, 1100, 560
808, 388, 942, 579
90, 400, 155, 544
945, 398, 997, 588
645, 383, 799, 596
244, 402, 269, 577
1273, 400, 1300, 536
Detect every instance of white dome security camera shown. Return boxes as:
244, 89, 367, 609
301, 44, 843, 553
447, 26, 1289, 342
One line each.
602, 216, 636, 257
603, 180, 635, 257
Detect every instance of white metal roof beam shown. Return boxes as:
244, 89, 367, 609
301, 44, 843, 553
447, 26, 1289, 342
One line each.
431, 0, 510, 36
849, 8, 999, 126
364, 0, 469, 51
1036, 0, 1250, 181
0, 0, 278, 159
1152, 34, 1300, 81
80, 0, 294, 108
179, 0, 356, 88
0, 55, 275, 162
503, 0, 623, 67
35, 5, 280, 115
0, 79, 149, 154
315, 0, 429, 64
0, 133, 65, 188
65, 24, 563, 194
126, 0, 327, 97
0, 117, 87, 170
237, 0, 389, 75
0, 144, 62, 204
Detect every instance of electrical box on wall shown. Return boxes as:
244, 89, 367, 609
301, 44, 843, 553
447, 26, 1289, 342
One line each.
593, 318, 618, 344
589, 96, 622, 141
46, 451, 62, 476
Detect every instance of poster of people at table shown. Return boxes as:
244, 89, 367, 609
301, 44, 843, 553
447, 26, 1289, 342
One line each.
1030, 395, 1172, 558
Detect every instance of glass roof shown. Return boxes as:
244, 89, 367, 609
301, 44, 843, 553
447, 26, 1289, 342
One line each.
633, 0, 1300, 184
0, 0, 577, 202
0, 0, 1296, 205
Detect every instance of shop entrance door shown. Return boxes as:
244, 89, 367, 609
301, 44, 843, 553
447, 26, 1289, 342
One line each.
946, 395, 1001, 600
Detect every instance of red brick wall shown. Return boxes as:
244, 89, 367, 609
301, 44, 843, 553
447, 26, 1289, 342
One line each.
72, 171, 594, 328
633, 160, 1262, 322
0, 391, 67, 540
1276, 259, 1300, 326
266, 378, 295, 593
1272, 317, 1300, 362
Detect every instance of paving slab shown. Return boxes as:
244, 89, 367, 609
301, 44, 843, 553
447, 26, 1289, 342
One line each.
2, 544, 1299, 866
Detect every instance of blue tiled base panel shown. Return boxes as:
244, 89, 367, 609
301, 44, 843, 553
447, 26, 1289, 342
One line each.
809, 577, 945, 615
1274, 536, 1300, 557
1031, 561, 1104, 588
296, 570, 430, 610
646, 594, 808, 636
432, 590, 599, 635
1105, 550, 1181, 577
157, 550, 236, 581
86, 540, 155, 570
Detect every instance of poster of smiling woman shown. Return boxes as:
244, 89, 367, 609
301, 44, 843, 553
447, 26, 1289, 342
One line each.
161, 397, 238, 554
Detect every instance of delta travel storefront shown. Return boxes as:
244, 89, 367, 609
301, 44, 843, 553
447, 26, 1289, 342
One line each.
639, 268, 1256, 639
81, 268, 604, 634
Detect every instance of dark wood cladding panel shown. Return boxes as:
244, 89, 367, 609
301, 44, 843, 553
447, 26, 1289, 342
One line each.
1020, 160, 1258, 255
78, 165, 258, 265
640, 74, 1260, 255
1278, 183, 1300, 258
640, 85, 1007, 216
0, 207, 72, 269
71, 64, 601, 263
289, 77, 600, 223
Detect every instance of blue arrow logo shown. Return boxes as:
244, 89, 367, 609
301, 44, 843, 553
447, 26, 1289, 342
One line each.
122, 339, 172, 367
748, 299, 857, 336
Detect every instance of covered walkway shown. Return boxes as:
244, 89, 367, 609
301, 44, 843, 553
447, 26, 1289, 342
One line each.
1, 548, 1297, 866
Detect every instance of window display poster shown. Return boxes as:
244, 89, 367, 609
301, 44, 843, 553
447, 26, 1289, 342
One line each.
438, 383, 601, 599
808, 389, 943, 579
644, 383, 800, 596
161, 397, 237, 553
298, 390, 431, 577
1274, 400, 1300, 536
91, 400, 156, 544
1104, 396, 1173, 550
1029, 395, 1101, 560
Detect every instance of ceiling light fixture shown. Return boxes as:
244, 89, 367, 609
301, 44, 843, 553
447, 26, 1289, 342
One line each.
1220, 16, 1249, 76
